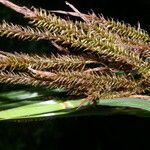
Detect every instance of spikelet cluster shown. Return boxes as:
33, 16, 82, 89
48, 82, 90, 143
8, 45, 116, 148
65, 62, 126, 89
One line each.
0, 1, 149, 106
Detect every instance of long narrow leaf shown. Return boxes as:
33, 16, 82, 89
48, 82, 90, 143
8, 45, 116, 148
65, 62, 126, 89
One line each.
0, 90, 150, 120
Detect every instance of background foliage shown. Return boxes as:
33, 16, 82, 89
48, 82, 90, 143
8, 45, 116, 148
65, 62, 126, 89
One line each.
0, 0, 150, 150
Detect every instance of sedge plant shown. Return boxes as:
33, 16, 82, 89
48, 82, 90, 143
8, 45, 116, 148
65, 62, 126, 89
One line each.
0, 0, 149, 109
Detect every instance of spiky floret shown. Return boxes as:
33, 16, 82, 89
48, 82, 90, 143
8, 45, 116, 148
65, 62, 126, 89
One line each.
0, 21, 141, 74
0, 68, 141, 99
57, 28, 149, 77
28, 68, 141, 96
24, 9, 150, 77
106, 19, 149, 42
0, 51, 95, 71
0, 21, 52, 41
47, 9, 150, 59
0, 71, 50, 87
32, 7, 150, 42
0, 20, 148, 78
30, 7, 80, 35
85, 17, 150, 60
85, 13, 150, 43
90, 14, 150, 59
0, 70, 142, 107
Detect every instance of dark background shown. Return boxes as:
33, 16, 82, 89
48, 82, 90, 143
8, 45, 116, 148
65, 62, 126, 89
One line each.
0, 0, 150, 150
